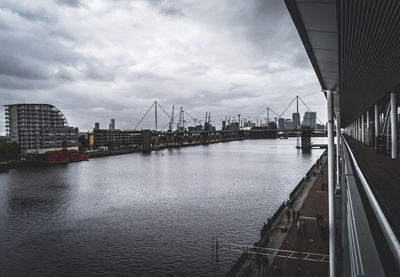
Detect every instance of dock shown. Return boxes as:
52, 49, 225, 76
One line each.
224, 151, 333, 276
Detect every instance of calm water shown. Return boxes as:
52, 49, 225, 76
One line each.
0, 138, 325, 277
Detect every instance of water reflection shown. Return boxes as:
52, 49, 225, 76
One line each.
0, 139, 325, 277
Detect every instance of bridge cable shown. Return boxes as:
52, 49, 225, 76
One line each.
298, 96, 324, 124
184, 111, 197, 122
134, 102, 155, 130
156, 102, 172, 119
255, 107, 280, 120
278, 96, 297, 119
162, 113, 180, 130
268, 108, 280, 118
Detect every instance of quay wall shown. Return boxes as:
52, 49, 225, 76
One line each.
225, 150, 327, 277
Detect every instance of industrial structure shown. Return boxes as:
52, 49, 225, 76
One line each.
4, 104, 79, 154
284, 0, 400, 276
88, 120, 142, 150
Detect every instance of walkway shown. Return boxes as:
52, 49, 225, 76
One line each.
264, 158, 330, 277
233, 152, 330, 277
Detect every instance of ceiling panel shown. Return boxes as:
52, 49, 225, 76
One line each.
284, 0, 400, 126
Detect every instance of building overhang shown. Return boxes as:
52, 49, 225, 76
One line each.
284, 0, 400, 126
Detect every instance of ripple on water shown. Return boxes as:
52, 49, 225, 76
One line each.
0, 139, 325, 276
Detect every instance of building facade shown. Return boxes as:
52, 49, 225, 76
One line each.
89, 122, 142, 150
292, 112, 300, 128
302, 111, 317, 128
278, 118, 286, 129
4, 104, 78, 154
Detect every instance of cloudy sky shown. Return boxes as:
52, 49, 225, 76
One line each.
0, 0, 325, 134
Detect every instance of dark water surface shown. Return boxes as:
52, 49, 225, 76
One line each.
0, 139, 325, 277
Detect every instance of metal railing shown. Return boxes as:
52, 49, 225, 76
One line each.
217, 242, 329, 263
343, 136, 400, 270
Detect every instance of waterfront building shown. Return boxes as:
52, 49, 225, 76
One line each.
292, 112, 300, 129
109, 119, 115, 130
222, 121, 239, 131
285, 0, 400, 276
285, 119, 293, 129
316, 123, 325, 131
266, 121, 277, 130
278, 118, 286, 129
302, 111, 317, 128
226, 122, 239, 131
89, 123, 142, 150
4, 104, 78, 154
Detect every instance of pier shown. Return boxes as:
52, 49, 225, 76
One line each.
217, 151, 330, 277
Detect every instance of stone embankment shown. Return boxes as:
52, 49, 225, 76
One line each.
227, 150, 328, 277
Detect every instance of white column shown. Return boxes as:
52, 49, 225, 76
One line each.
327, 90, 336, 277
355, 119, 358, 140
375, 104, 379, 150
355, 117, 358, 140
366, 109, 370, 145
336, 112, 341, 189
391, 93, 398, 158
361, 113, 365, 143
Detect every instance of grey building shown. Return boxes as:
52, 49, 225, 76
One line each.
303, 111, 317, 128
109, 119, 115, 130
4, 104, 78, 154
285, 119, 293, 129
278, 118, 286, 129
292, 112, 300, 129
91, 128, 142, 149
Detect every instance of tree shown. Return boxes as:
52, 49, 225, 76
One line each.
0, 142, 21, 162
78, 135, 89, 151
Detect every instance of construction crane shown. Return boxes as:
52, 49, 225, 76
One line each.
168, 105, 175, 131
177, 107, 185, 132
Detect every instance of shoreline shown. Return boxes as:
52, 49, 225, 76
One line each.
0, 137, 251, 168
226, 150, 328, 276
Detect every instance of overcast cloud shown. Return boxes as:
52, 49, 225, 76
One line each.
0, 0, 325, 134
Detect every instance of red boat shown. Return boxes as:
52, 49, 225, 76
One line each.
69, 150, 89, 162
34, 142, 89, 164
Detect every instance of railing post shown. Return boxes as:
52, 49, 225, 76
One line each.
391, 92, 398, 158
327, 90, 336, 277
375, 104, 379, 150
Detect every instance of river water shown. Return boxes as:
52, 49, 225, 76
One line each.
0, 138, 325, 277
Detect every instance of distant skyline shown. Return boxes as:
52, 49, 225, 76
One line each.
0, 0, 325, 134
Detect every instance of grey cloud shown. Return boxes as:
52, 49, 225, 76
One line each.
177, 64, 209, 76
0, 75, 65, 90
252, 64, 289, 74
129, 72, 175, 82
84, 61, 115, 82
159, 7, 185, 17
0, 54, 51, 80
0, 33, 81, 66
1, 8, 55, 23
55, 0, 82, 7
0, 0, 326, 135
